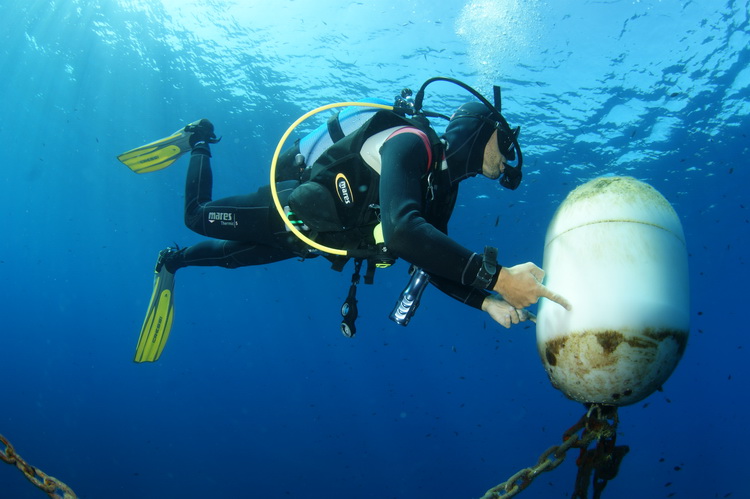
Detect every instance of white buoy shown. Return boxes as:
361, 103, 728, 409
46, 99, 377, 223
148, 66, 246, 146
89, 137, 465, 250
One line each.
536, 176, 689, 406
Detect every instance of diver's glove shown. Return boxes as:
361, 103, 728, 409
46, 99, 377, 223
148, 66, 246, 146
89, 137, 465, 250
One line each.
185, 119, 221, 148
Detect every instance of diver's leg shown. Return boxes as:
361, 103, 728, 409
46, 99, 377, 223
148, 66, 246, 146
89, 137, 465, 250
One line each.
160, 240, 300, 272
169, 143, 311, 271
183, 146, 299, 244
183, 145, 214, 230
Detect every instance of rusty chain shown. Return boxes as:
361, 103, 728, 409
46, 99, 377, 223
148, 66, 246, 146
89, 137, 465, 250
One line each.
479, 405, 618, 499
1, 434, 77, 499
2, 406, 619, 499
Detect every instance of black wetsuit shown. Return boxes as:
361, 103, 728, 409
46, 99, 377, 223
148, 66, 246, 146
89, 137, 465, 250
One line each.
175, 145, 306, 268
171, 133, 493, 310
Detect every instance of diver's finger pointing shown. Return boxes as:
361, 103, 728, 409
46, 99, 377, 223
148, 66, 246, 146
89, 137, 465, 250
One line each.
540, 286, 572, 311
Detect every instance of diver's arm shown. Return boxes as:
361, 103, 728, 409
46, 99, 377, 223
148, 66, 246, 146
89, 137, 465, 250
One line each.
427, 274, 490, 310
379, 133, 563, 321
380, 134, 487, 286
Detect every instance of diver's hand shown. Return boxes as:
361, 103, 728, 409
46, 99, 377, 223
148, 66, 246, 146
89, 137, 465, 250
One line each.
481, 295, 534, 329
186, 118, 220, 147
492, 262, 572, 311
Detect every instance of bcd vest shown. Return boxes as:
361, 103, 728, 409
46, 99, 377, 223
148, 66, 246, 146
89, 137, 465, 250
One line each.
287, 110, 444, 256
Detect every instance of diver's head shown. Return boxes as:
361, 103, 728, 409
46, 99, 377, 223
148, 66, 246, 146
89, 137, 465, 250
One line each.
442, 101, 522, 189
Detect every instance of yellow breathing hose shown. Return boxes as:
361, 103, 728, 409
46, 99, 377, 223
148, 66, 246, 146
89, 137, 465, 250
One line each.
269, 101, 394, 256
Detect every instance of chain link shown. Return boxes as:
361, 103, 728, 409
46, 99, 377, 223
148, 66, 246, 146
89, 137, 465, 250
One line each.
1, 434, 77, 499
479, 405, 618, 499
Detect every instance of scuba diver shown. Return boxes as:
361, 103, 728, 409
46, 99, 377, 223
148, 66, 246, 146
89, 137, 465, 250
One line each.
118, 77, 571, 362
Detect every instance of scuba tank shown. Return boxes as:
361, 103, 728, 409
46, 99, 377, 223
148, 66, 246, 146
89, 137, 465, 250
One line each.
297, 97, 392, 168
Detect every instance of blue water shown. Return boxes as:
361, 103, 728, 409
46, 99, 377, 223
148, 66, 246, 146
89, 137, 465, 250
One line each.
1, 0, 748, 497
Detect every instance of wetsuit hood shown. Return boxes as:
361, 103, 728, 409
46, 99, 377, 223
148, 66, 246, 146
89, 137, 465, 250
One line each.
441, 101, 498, 185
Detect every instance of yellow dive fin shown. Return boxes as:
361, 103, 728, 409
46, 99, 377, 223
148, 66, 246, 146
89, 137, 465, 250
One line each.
134, 253, 176, 363
117, 127, 192, 174
117, 119, 220, 173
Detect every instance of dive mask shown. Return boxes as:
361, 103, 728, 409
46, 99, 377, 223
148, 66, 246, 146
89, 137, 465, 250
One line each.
495, 118, 523, 190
